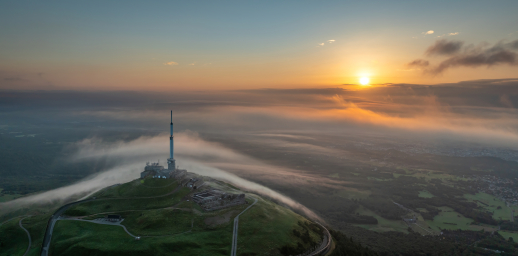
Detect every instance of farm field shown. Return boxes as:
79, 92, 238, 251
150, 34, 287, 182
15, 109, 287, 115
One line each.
498, 230, 518, 243
418, 190, 435, 198
426, 207, 477, 231
0, 189, 21, 203
354, 206, 408, 233
464, 193, 513, 221
334, 188, 371, 200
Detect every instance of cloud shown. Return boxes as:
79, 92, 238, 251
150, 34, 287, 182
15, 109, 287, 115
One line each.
318, 43, 324, 46
500, 95, 514, 108
426, 39, 464, 56
407, 59, 430, 68
422, 30, 434, 35
409, 39, 518, 74
3, 77, 24, 81
327, 40, 335, 43
0, 133, 323, 222
64, 78, 518, 148
163, 61, 179, 66
6, 80, 518, 219
429, 43, 518, 74
437, 32, 460, 38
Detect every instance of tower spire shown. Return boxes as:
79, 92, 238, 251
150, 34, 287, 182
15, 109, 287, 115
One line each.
168, 110, 176, 170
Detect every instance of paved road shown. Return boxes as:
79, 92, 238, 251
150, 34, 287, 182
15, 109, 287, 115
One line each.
40, 199, 94, 256
19, 216, 32, 256
308, 222, 332, 256
230, 198, 258, 256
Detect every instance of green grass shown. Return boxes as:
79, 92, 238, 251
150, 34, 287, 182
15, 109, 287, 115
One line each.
50, 220, 232, 256
464, 192, 513, 221
122, 209, 197, 236
498, 230, 518, 243
424, 206, 494, 231
0, 188, 22, 202
393, 171, 469, 182
0, 194, 20, 202
237, 196, 322, 255
0, 217, 29, 256
65, 187, 191, 216
51, 195, 316, 256
354, 206, 409, 233
418, 190, 435, 198
21, 214, 53, 256
33, 176, 328, 255
335, 188, 371, 200
95, 179, 178, 198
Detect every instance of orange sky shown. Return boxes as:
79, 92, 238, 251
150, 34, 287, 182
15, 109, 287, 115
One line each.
1, 1, 517, 91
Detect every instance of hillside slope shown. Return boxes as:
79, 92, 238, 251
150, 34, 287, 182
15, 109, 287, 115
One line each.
45, 176, 326, 256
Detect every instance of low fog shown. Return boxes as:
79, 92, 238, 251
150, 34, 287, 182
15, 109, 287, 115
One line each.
0, 133, 323, 221
2, 78, 518, 219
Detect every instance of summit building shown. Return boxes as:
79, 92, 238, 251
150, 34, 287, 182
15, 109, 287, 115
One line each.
140, 110, 179, 179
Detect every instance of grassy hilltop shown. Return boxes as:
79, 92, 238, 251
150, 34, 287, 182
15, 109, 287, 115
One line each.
42, 177, 325, 256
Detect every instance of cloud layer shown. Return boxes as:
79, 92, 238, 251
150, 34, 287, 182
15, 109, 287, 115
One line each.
0, 133, 323, 221
3, 78, 518, 219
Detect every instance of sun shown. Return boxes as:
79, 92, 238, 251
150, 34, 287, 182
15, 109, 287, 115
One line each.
359, 77, 370, 85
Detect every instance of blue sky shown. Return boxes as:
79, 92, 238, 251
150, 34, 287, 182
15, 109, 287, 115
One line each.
1, 1, 517, 90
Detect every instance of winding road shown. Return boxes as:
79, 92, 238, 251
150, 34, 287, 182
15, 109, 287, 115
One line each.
230, 198, 258, 256
308, 222, 332, 256
40, 199, 94, 256
0, 216, 32, 256
19, 216, 32, 256
40, 184, 184, 256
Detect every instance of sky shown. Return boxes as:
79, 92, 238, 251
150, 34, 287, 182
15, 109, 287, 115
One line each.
1, 0, 517, 91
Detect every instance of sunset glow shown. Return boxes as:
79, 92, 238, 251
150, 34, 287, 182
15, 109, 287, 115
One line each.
0, 2, 517, 91
359, 77, 370, 86
2, 3, 518, 255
